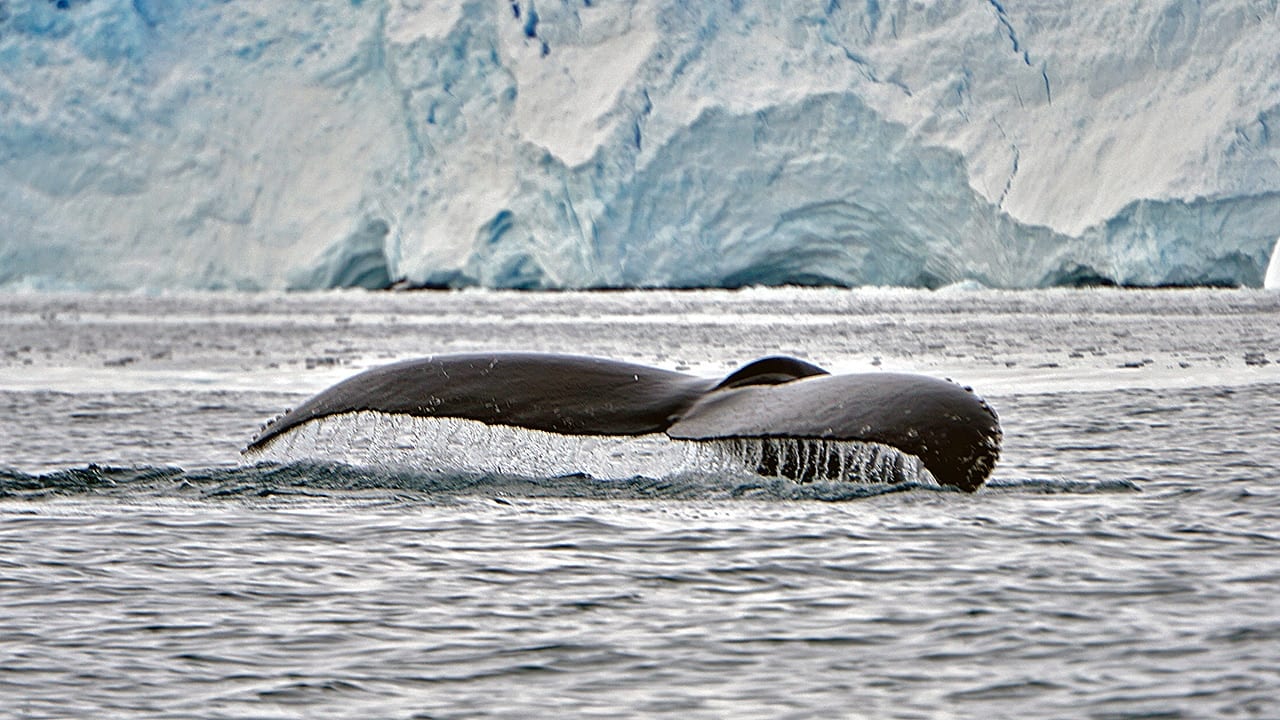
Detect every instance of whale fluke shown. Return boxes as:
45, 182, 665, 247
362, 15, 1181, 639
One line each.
245, 353, 1001, 491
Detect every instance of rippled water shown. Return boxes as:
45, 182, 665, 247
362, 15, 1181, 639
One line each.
2, 288, 1279, 718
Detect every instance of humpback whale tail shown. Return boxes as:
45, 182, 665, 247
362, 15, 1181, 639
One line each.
246, 353, 1001, 491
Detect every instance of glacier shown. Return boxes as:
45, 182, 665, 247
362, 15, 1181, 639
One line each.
1, 0, 1278, 291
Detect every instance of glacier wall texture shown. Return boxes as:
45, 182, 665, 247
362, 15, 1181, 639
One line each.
1, 0, 1278, 290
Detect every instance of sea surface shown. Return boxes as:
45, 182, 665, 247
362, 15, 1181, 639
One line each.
1, 287, 1278, 719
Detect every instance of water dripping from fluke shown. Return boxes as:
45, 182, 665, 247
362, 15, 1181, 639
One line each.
243, 413, 942, 489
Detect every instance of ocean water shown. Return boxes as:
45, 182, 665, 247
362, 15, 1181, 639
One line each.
1, 287, 1279, 719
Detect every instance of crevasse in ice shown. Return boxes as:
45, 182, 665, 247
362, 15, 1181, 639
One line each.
2, 0, 1277, 290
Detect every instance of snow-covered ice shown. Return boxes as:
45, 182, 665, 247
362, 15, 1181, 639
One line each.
1, 0, 1277, 290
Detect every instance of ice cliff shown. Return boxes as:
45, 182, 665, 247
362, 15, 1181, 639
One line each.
2, 0, 1278, 290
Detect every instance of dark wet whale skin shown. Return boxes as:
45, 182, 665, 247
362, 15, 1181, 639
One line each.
247, 353, 1001, 491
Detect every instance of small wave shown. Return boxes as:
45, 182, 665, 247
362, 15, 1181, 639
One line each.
0, 461, 946, 504
0, 464, 187, 500
985, 477, 1142, 494
1, 463, 1144, 504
